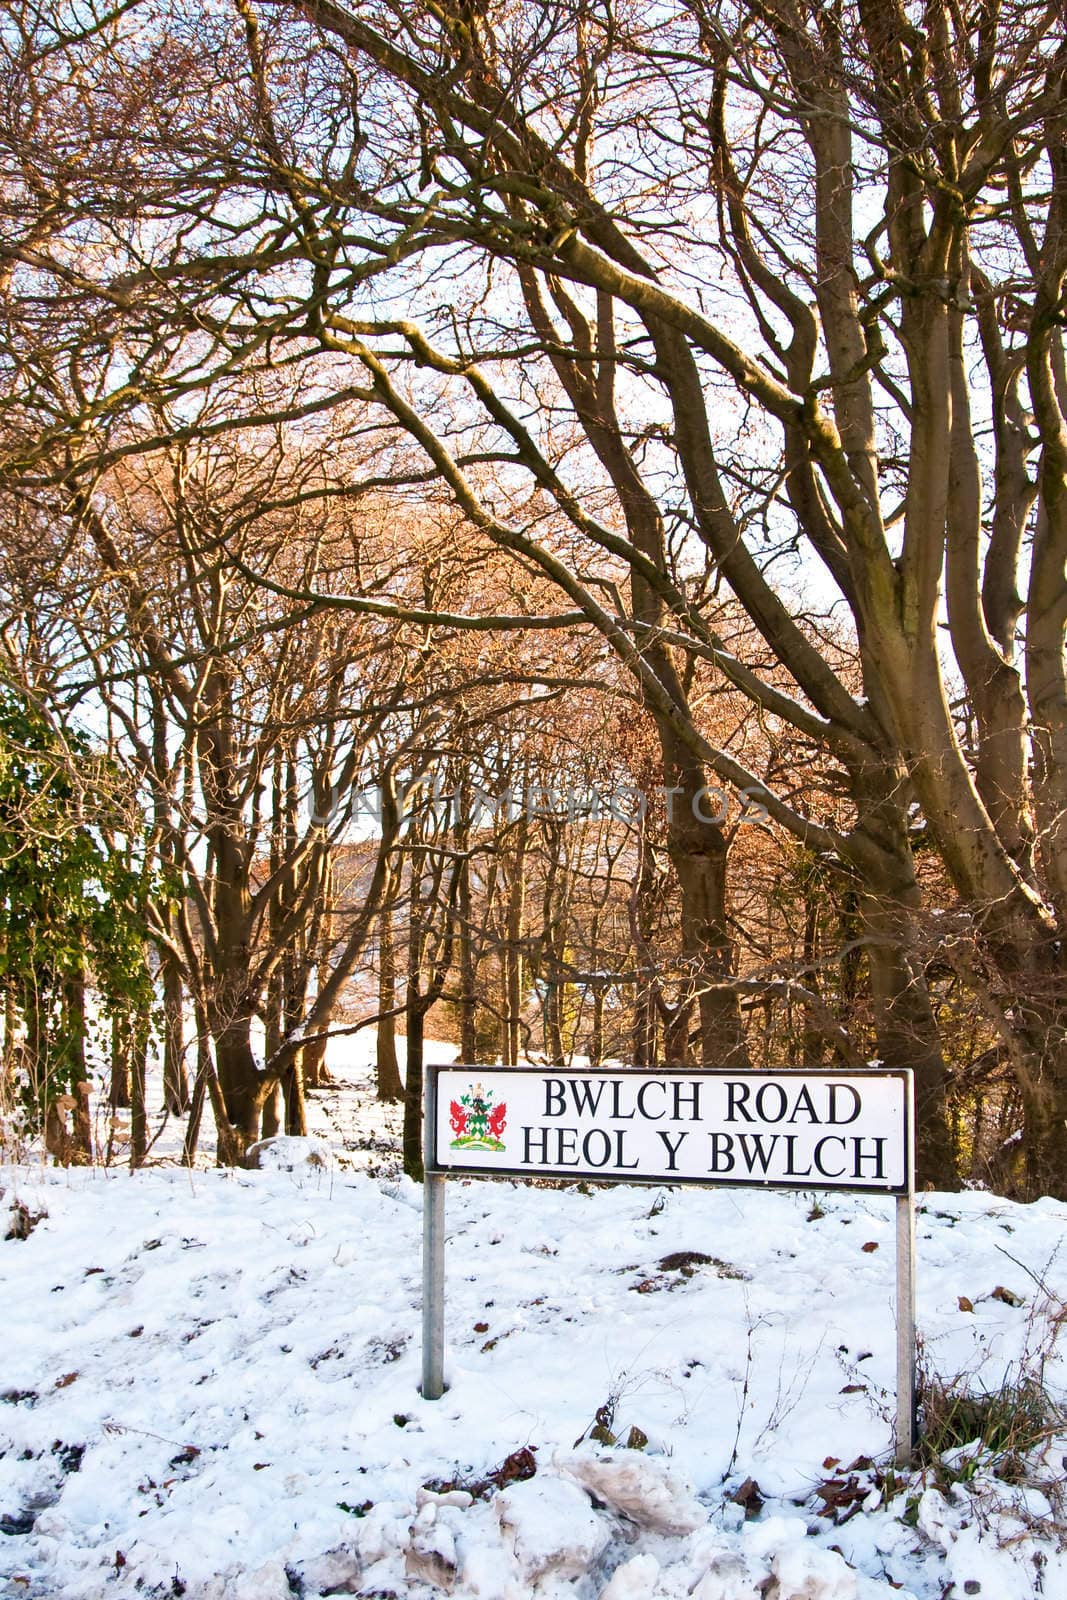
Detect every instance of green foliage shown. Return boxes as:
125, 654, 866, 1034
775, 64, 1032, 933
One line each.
0, 690, 157, 1129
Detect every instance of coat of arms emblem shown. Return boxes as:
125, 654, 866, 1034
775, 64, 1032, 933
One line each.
449, 1081, 507, 1151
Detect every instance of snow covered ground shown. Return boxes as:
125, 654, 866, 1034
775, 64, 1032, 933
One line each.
3, 1047, 1067, 1599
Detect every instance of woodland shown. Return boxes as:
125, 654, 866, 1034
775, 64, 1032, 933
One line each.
1, 0, 1066, 1197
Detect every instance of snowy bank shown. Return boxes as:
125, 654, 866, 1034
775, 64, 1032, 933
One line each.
2, 1164, 1066, 1598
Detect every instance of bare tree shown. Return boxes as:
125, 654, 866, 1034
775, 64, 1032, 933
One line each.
7, 1, 1067, 1188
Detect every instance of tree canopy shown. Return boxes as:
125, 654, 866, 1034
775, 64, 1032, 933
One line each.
2, 0, 1067, 1188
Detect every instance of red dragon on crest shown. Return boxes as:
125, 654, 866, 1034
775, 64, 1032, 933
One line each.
448, 1082, 507, 1151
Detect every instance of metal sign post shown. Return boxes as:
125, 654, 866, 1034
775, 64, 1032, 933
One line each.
421, 1068, 446, 1400
421, 1173, 446, 1400
893, 1086, 917, 1464
895, 1178, 917, 1461
420, 1066, 917, 1463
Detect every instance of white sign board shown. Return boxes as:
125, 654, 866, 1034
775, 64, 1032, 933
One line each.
422, 1065, 916, 1461
428, 1067, 912, 1193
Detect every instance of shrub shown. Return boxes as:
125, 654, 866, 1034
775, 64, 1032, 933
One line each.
917, 1367, 1064, 1486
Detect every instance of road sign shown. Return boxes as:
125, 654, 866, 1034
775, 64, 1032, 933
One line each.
421, 1065, 916, 1464
428, 1067, 911, 1192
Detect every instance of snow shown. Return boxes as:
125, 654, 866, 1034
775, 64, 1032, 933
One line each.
244, 1136, 332, 1172
2, 1044, 1067, 1598
496, 1473, 609, 1580
554, 1452, 706, 1535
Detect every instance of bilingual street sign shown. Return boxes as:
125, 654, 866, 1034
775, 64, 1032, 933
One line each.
420, 1067, 916, 1463
428, 1067, 911, 1191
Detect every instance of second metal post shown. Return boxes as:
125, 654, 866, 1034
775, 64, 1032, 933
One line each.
421, 1172, 446, 1399
894, 1189, 916, 1465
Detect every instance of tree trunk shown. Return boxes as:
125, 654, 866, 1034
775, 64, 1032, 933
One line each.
801, 877, 825, 1064
284, 1057, 308, 1136
73, 1081, 93, 1165
376, 906, 404, 1099
1, 978, 15, 1096
632, 827, 659, 1069
162, 952, 190, 1114
545, 980, 566, 1068
663, 747, 748, 1067
260, 1080, 283, 1137
1022, 1069, 1067, 1199
303, 1031, 331, 1090
590, 985, 605, 1070
65, 968, 86, 1086
305, 849, 336, 1089
211, 1007, 264, 1156
402, 1001, 425, 1180
845, 780, 956, 1185
458, 850, 478, 1063
999, 958, 1067, 1198
260, 968, 283, 1137
504, 818, 527, 1067
847, 780, 957, 1188
64, 970, 93, 1163
109, 1011, 130, 1110
182, 1020, 212, 1166
860, 890, 956, 1187
130, 1020, 147, 1169
662, 998, 692, 1066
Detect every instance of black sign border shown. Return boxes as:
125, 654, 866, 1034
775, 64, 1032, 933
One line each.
425, 1064, 914, 1196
